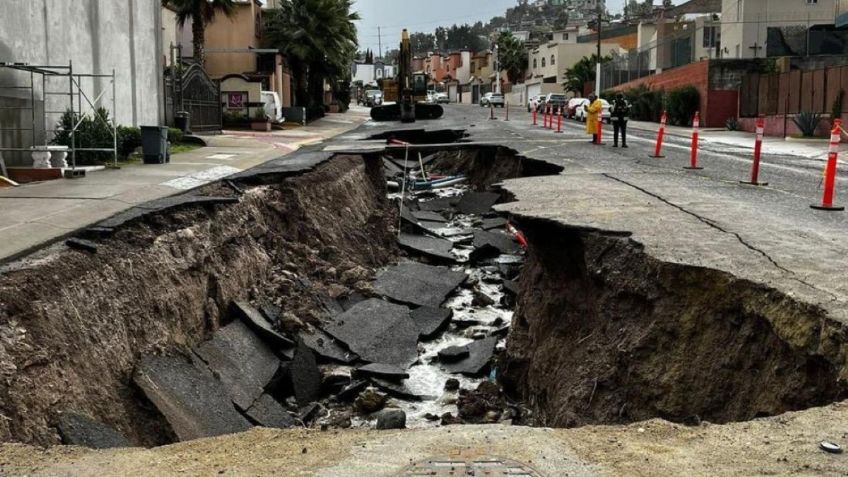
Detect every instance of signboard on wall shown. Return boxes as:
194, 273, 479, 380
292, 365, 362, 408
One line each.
227, 92, 248, 109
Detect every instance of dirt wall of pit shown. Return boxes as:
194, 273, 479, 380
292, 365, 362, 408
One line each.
501, 218, 848, 428
0, 155, 396, 446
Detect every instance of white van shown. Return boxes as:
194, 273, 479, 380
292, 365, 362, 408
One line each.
261, 91, 285, 123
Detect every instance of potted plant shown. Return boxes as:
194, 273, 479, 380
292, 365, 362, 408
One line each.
250, 108, 270, 132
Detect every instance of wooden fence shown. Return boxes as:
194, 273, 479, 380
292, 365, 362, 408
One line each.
740, 65, 848, 117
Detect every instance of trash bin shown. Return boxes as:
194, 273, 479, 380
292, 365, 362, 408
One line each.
140, 126, 168, 164
174, 111, 191, 134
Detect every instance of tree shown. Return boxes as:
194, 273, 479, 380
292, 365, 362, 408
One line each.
554, 8, 569, 30
163, 0, 237, 66
382, 48, 400, 65
409, 32, 436, 55
264, 0, 360, 115
562, 54, 611, 95
496, 32, 528, 84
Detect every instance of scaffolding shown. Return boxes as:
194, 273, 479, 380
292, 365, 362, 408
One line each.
0, 61, 117, 170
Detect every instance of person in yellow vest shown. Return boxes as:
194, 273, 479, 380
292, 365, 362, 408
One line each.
584, 94, 602, 144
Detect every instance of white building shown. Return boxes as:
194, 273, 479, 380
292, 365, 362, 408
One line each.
352, 61, 396, 86
721, 0, 839, 58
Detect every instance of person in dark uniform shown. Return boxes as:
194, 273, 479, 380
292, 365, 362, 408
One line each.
611, 93, 630, 148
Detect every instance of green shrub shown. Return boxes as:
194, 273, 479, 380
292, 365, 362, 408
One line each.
117, 126, 142, 158
622, 85, 664, 122
832, 89, 844, 125
666, 86, 700, 126
223, 110, 247, 125
793, 111, 822, 137
167, 127, 184, 144
600, 90, 616, 102
52, 108, 117, 165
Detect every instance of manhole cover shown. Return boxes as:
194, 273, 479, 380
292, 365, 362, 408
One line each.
401, 457, 543, 476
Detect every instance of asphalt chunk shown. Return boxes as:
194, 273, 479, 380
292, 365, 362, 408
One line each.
442, 336, 498, 376
397, 233, 455, 262
324, 299, 419, 369
410, 306, 453, 339
456, 192, 500, 215
193, 320, 281, 411
134, 355, 252, 441
55, 413, 131, 449
289, 340, 322, 406
232, 301, 295, 350
373, 262, 467, 308
298, 326, 358, 364
353, 363, 410, 381
244, 394, 297, 429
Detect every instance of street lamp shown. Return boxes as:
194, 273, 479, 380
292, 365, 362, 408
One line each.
494, 43, 501, 94
594, 3, 604, 97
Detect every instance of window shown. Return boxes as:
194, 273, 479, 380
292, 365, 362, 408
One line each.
703, 26, 720, 48
542, 57, 546, 67
551, 55, 556, 66
807, 0, 817, 3
562, 33, 569, 41
533, 58, 537, 68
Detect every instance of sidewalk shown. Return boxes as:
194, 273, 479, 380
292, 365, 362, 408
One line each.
0, 108, 371, 263
627, 119, 844, 160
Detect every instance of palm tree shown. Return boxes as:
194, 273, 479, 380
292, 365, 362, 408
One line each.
563, 54, 610, 95
496, 32, 528, 85
164, 0, 237, 66
264, 0, 360, 112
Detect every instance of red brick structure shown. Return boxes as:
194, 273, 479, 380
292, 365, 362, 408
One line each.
610, 60, 739, 128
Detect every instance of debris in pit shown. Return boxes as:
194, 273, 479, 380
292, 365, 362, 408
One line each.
354, 389, 387, 414
457, 381, 507, 424
55, 412, 131, 449
298, 326, 358, 364
289, 340, 322, 406
397, 233, 455, 262
375, 409, 407, 430
244, 394, 297, 429
412, 210, 447, 223
337, 380, 369, 401
472, 229, 522, 257
456, 192, 500, 215
471, 290, 496, 307
438, 345, 470, 362
323, 299, 419, 368
416, 197, 455, 213
480, 217, 508, 231
133, 355, 252, 441
369, 378, 425, 401
410, 306, 452, 339
65, 238, 98, 254
353, 363, 410, 381
441, 336, 498, 376
502, 279, 519, 296
232, 301, 295, 350
338, 292, 367, 311
372, 262, 466, 308
193, 320, 282, 411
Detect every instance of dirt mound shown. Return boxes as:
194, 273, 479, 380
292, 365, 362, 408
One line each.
0, 155, 394, 446
501, 218, 848, 427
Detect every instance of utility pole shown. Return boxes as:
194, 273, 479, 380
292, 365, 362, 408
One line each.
595, 2, 602, 97
378, 26, 383, 59
495, 43, 501, 94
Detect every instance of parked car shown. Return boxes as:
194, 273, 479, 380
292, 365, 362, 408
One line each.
480, 92, 505, 107
538, 93, 568, 113
435, 92, 450, 104
566, 97, 587, 119
364, 90, 383, 107
527, 94, 544, 112
260, 91, 285, 123
574, 98, 611, 123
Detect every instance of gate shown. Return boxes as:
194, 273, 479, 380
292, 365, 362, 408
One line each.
164, 62, 222, 132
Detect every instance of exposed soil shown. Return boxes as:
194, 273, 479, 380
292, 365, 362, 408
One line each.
423, 146, 563, 191
0, 155, 395, 447
501, 217, 848, 428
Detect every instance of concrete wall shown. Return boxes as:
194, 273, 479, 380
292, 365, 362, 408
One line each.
203, 0, 261, 78
0, 0, 162, 165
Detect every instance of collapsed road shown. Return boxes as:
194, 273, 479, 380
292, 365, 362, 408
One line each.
1, 104, 848, 476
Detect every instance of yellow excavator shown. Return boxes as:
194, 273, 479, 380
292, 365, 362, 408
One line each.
370, 29, 444, 122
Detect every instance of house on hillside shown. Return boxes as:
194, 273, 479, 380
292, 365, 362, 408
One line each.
170, 0, 292, 122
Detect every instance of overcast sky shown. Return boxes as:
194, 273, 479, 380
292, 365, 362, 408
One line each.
353, 0, 632, 54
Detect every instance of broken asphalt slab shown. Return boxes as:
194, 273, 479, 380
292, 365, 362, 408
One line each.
372, 262, 467, 308
193, 320, 281, 411
412, 210, 447, 223
353, 363, 410, 381
289, 340, 322, 406
133, 355, 252, 441
480, 217, 508, 230
397, 233, 455, 262
416, 197, 456, 213
323, 298, 419, 368
456, 192, 500, 215
472, 229, 522, 256
298, 326, 359, 364
410, 306, 453, 339
89, 196, 240, 233
232, 301, 295, 350
244, 394, 297, 429
441, 336, 498, 376
55, 413, 131, 449
437, 345, 470, 362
